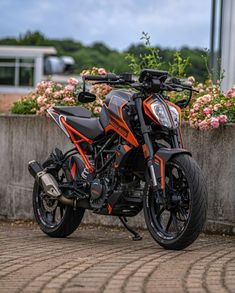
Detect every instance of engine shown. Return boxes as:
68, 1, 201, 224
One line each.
89, 164, 143, 216
70, 142, 143, 217
90, 178, 107, 209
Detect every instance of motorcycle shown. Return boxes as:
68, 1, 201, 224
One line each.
28, 69, 207, 250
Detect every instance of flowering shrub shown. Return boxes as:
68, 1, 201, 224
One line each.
11, 65, 235, 131
35, 78, 81, 115
11, 67, 112, 116
10, 93, 38, 115
11, 78, 81, 115
188, 81, 235, 130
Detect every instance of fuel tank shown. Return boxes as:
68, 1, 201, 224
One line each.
105, 89, 134, 106
104, 89, 139, 147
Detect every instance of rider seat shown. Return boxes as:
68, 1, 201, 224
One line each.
53, 106, 92, 118
66, 116, 104, 140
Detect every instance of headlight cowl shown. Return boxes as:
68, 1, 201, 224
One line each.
150, 101, 180, 129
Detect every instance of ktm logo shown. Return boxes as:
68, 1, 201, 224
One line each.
109, 116, 129, 138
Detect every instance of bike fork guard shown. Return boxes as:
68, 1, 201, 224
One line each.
148, 148, 191, 195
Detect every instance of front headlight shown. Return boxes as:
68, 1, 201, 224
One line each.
169, 105, 180, 128
150, 101, 171, 128
150, 101, 180, 128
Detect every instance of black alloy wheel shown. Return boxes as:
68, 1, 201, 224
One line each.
144, 154, 207, 250
33, 159, 85, 237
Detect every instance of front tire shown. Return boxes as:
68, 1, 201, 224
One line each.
144, 154, 207, 250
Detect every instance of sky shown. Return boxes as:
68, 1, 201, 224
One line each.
0, 0, 212, 51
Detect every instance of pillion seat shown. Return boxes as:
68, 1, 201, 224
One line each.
65, 116, 104, 140
53, 106, 92, 118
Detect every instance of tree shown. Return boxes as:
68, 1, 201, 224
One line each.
18, 31, 46, 46
0, 31, 209, 82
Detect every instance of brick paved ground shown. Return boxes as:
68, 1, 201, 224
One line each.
0, 221, 234, 293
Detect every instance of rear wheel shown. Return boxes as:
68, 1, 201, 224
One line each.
33, 159, 85, 237
144, 154, 207, 250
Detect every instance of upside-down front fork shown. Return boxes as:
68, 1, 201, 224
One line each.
134, 95, 159, 188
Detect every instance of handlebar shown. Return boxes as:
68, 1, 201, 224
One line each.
83, 73, 134, 83
81, 72, 198, 108
162, 82, 197, 93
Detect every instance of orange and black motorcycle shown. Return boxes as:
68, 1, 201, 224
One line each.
28, 69, 207, 250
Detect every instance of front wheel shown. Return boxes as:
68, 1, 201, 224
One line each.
143, 154, 207, 250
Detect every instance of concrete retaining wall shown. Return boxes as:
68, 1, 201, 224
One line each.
0, 115, 234, 234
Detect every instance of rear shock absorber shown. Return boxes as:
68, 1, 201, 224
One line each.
81, 166, 90, 180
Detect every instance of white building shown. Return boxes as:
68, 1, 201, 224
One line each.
0, 46, 56, 93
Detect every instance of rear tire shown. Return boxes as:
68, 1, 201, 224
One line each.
143, 154, 207, 250
32, 159, 85, 238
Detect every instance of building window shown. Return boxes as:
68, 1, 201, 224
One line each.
0, 58, 16, 85
0, 66, 15, 85
0, 57, 35, 87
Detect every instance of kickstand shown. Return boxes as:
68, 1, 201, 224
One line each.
119, 216, 142, 241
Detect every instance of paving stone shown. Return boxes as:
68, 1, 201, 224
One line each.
0, 221, 234, 293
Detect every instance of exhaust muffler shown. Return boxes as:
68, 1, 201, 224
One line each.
28, 160, 74, 206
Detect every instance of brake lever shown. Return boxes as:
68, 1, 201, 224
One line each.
171, 84, 199, 93
180, 84, 199, 93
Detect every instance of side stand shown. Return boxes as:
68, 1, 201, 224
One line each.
119, 216, 142, 241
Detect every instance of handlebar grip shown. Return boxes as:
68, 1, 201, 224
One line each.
83, 75, 107, 81
84, 73, 118, 81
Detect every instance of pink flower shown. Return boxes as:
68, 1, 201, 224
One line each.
193, 103, 200, 111
93, 106, 102, 114
98, 68, 106, 75
65, 85, 74, 92
219, 114, 228, 123
54, 91, 61, 98
45, 88, 52, 95
63, 96, 72, 102
210, 117, 220, 128
203, 107, 211, 116
198, 120, 210, 131
36, 96, 44, 105
226, 89, 233, 98
188, 76, 195, 84
185, 81, 192, 87
68, 78, 78, 86
213, 104, 222, 111
202, 94, 212, 103
39, 106, 46, 114
189, 109, 194, 115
